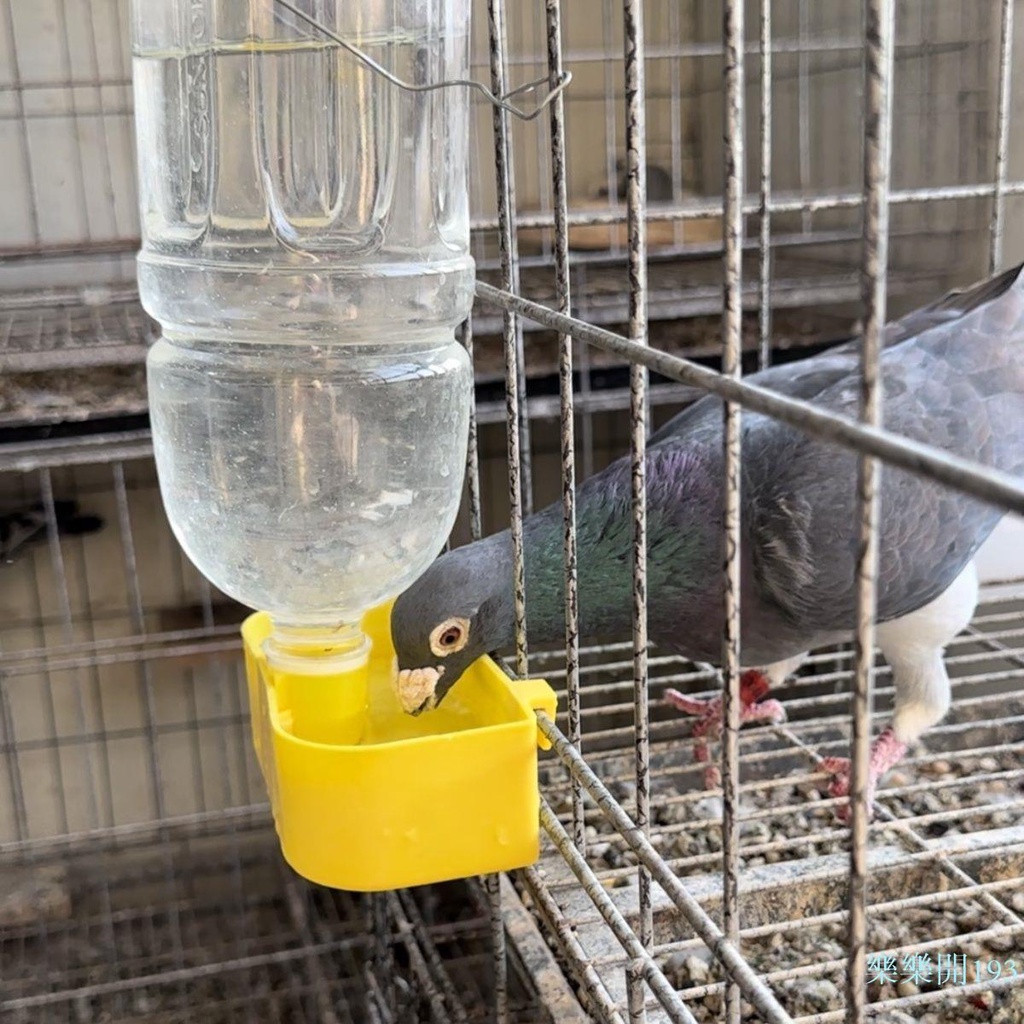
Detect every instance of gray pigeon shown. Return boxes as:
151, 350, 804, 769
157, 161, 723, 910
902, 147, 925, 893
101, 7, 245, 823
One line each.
391, 263, 1024, 810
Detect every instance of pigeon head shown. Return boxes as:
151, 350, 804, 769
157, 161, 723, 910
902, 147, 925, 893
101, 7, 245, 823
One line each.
390, 536, 513, 714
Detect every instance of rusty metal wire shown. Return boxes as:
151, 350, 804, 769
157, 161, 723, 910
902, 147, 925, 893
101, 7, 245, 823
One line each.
721, 1, 746, 1021
756, 0, 773, 373
846, 2, 896, 1019
622, 0, 653, 961
487, 0, 531, 689
543, 0, 584, 859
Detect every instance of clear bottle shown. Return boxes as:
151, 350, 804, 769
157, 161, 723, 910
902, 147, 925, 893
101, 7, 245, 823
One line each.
130, 0, 474, 734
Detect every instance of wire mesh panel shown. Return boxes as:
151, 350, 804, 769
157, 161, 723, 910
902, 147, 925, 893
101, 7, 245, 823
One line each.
1, 824, 554, 1023
471, 0, 1024, 1021
526, 590, 1024, 1021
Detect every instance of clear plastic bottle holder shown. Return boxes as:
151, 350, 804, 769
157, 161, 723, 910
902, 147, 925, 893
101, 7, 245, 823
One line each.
132, 0, 566, 891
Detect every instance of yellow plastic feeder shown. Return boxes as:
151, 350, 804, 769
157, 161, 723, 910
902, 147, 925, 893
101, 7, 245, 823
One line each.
242, 602, 557, 892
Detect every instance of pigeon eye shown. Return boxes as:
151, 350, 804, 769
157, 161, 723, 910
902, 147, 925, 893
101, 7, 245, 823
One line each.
440, 626, 462, 646
429, 617, 470, 658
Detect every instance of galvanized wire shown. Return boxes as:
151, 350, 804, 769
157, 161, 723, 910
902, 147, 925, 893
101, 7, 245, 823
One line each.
273, 0, 571, 123
482, 2, 535, 1019
721, 0, 747, 1020
487, 0, 529, 678
991, 0, 1015, 272
543, 0, 583, 856
758, 0, 774, 371
847, 2, 895, 1019
622, 0, 653, 957
483, 872, 508, 1024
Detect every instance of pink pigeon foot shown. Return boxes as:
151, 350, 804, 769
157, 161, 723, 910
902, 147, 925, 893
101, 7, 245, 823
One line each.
665, 670, 787, 788
819, 727, 908, 822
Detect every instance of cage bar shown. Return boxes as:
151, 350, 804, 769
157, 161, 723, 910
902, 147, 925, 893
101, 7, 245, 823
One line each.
622, 0, 653, 957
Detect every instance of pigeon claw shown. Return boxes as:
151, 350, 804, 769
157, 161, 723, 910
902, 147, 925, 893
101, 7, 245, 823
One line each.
818, 756, 865, 824
663, 689, 718, 719
664, 670, 787, 789
819, 728, 907, 823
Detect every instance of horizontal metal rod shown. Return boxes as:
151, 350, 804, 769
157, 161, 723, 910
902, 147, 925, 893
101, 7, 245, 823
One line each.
547, 751, 1023, 831
0, 623, 241, 666
474, 381, 704, 424
556, 828, 1024, 934
582, 759, 1023, 822
477, 282, 1024, 514
0, 431, 154, 472
0, 935, 361, 1009
0, 238, 141, 262
0, 638, 240, 676
468, 179, 1024, 233
645, 923, 1024, 1008
621, 876, 1024, 962
537, 714, 793, 1024
467, 35, 971, 68
0, 804, 271, 860
553, 742, 1024, 827
707, 922, 1024, 994
3, 177, 1005, 274
585, 869, 1024, 951
564, 794, 1024, 887
0, 713, 249, 755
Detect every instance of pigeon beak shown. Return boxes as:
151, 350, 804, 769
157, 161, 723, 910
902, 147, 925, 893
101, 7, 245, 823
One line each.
393, 665, 444, 715
410, 692, 438, 717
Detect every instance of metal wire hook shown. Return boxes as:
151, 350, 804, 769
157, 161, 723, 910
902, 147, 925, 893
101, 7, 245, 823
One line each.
273, 0, 572, 122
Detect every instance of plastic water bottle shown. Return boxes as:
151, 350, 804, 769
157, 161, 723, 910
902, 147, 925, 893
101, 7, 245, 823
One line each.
130, 0, 473, 673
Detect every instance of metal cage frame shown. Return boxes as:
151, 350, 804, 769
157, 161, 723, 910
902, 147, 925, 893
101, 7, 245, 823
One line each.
474, 0, 1024, 1022
1, 1, 1023, 1023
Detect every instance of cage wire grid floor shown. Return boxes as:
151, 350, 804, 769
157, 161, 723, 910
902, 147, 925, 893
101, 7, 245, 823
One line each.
522, 577, 1024, 1023
1, 580, 1022, 1023
0, 822, 550, 1024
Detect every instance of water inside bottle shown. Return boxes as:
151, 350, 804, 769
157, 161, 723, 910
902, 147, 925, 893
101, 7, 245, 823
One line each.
133, 18, 475, 624
133, 32, 472, 336
149, 337, 472, 621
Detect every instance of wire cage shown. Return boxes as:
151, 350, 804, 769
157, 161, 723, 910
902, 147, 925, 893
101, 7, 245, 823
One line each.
1, 1, 1024, 1023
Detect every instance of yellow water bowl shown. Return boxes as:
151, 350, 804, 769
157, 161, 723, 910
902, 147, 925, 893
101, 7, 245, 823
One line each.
242, 603, 557, 892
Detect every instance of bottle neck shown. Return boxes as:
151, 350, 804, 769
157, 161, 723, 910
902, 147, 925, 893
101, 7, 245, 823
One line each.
264, 619, 370, 676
